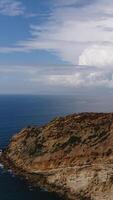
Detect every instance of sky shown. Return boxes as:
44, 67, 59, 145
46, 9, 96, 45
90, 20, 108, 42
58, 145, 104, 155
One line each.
1, 0, 113, 94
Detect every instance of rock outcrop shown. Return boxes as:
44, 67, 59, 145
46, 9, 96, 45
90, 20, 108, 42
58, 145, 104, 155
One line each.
2, 113, 113, 200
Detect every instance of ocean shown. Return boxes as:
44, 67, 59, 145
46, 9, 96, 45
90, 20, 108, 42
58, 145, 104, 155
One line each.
0, 94, 113, 200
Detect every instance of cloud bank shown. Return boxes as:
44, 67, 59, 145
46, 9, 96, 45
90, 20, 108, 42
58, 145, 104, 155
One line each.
0, 64, 113, 94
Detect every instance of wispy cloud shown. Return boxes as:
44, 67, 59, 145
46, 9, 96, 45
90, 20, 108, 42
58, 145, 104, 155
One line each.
14, 0, 113, 67
1, 0, 113, 67
0, 0, 25, 16
0, 46, 29, 53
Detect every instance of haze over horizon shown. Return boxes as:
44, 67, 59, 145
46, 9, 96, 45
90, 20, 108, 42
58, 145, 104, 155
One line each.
0, 0, 113, 95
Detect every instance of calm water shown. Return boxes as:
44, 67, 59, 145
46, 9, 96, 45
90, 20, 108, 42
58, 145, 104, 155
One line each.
0, 94, 113, 200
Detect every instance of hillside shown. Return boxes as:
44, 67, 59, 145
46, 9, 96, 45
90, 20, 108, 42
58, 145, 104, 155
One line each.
1, 113, 113, 200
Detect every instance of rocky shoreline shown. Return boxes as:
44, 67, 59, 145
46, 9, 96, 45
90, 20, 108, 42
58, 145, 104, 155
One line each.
0, 153, 66, 199
1, 113, 113, 200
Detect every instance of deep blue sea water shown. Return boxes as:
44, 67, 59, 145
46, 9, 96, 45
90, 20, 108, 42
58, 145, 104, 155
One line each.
0, 94, 113, 200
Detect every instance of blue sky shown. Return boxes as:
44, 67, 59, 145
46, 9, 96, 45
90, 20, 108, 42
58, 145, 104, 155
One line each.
1, 0, 113, 94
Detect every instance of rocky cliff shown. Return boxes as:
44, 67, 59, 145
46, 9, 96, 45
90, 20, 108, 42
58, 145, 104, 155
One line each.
1, 113, 113, 200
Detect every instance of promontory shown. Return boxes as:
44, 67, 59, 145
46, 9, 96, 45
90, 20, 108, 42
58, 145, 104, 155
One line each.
1, 113, 113, 200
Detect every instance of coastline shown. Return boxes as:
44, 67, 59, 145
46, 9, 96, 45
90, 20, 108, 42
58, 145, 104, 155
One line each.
0, 152, 67, 200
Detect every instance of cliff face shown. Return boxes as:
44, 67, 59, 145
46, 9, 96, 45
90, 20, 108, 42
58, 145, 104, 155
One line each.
2, 113, 113, 200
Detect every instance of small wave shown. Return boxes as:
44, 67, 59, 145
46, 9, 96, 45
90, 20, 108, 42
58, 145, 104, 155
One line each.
7, 169, 15, 177
0, 163, 4, 169
7, 169, 13, 174
42, 187, 48, 192
0, 149, 2, 155
28, 185, 33, 191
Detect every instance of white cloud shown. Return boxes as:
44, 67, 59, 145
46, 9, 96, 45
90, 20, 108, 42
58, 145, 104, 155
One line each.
0, 0, 25, 16
15, 0, 113, 66
79, 45, 113, 68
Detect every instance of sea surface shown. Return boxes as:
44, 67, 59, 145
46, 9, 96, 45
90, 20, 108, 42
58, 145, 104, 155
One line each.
0, 94, 113, 200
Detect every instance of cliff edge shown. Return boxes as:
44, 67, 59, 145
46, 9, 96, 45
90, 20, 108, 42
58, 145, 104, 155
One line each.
1, 113, 113, 200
